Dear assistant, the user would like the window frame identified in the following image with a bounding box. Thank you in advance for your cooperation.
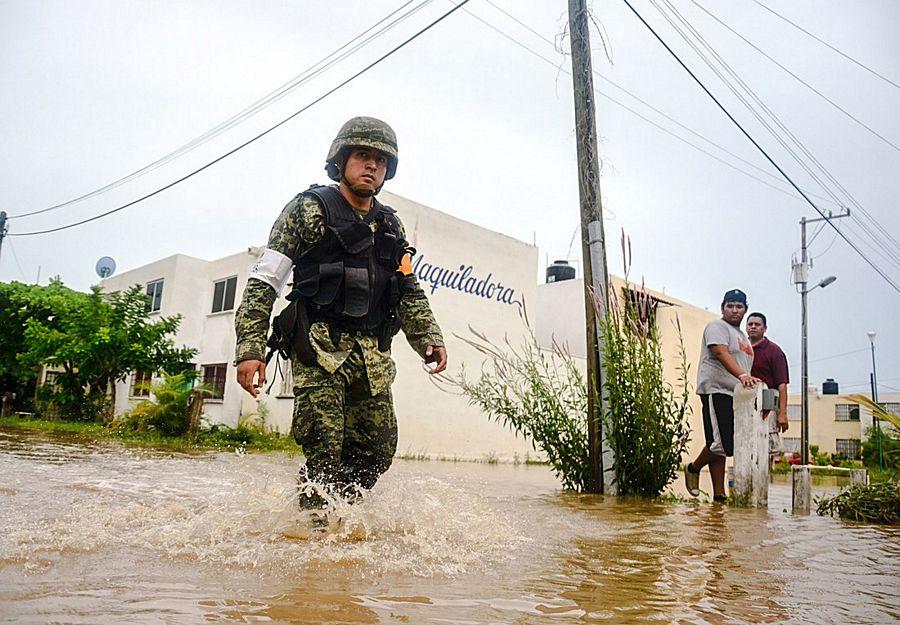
[145,279,164,313]
[202,363,228,400]
[130,371,153,398]
[835,403,860,422]
[211,275,238,314]
[835,438,861,460]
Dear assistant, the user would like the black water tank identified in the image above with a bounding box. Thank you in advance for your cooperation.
[822,378,839,395]
[546,260,576,283]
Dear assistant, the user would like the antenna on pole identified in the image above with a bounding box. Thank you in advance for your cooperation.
[95,256,117,279]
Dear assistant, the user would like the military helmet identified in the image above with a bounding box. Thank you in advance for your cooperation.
[325,116,398,182]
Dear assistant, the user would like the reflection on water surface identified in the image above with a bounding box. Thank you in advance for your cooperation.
[1,427,898,624]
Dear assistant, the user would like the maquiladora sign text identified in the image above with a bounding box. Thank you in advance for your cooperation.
[412,255,521,307]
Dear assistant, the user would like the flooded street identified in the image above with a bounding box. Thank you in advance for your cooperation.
[1,427,898,624]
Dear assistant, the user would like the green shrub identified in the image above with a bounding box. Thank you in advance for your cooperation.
[597,279,691,497]
[112,374,210,436]
[448,325,590,491]
[816,480,900,524]
[862,425,900,471]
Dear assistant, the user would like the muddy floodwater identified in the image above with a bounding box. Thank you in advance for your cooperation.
[1,428,898,624]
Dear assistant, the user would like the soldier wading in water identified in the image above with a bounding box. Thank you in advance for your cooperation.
[234,117,447,528]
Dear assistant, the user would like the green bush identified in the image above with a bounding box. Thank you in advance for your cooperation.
[816,480,900,524]
[113,374,210,436]
[448,325,590,491]
[862,425,900,471]
[598,281,691,497]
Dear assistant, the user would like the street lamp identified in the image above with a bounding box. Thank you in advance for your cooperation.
[868,331,883,468]
[800,275,838,465]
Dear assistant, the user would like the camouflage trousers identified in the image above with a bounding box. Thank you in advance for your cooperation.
[291,344,397,509]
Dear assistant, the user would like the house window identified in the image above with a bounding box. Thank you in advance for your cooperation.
[130,371,152,397]
[146,279,164,313]
[835,404,860,421]
[202,363,228,400]
[44,371,64,393]
[782,437,801,453]
[787,405,801,421]
[211,276,238,313]
[835,439,861,460]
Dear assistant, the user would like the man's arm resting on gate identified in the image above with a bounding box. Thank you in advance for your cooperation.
[709,344,758,386]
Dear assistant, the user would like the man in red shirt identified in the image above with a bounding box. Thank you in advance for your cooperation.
[746,312,789,433]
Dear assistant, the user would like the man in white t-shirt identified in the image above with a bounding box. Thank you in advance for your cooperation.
[684,288,760,502]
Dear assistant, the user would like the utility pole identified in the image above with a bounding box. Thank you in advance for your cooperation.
[568,0,614,494]
[794,210,848,465]
[0,211,8,264]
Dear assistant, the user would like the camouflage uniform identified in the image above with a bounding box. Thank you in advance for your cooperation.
[234,191,443,506]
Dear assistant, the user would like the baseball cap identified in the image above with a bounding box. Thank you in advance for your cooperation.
[722,288,747,305]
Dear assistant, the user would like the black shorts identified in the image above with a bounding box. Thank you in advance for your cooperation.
[701,393,734,457]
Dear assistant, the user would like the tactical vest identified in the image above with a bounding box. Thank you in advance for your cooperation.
[291,185,409,337]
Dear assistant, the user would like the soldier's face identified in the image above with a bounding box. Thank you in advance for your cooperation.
[342,147,388,197]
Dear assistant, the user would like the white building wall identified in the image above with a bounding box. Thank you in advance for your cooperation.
[100,191,717,464]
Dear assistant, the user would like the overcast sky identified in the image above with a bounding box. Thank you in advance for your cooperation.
[1,0,898,394]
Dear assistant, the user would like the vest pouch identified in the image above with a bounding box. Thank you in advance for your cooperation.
[342,265,370,317]
[294,264,320,298]
[312,261,343,306]
[329,222,374,255]
[375,230,400,264]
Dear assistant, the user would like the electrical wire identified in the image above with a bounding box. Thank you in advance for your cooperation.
[750,0,900,91]
[481,0,843,209]
[653,0,900,271]
[788,347,869,370]
[5,238,27,280]
[689,0,900,153]
[463,2,849,210]
[7,0,471,237]
[660,0,900,267]
[8,0,434,220]
[620,0,900,294]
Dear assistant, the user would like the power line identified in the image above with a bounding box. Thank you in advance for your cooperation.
[788,347,869,370]
[7,0,471,237]
[656,0,900,271]
[750,0,900,91]
[620,0,900,294]
[8,0,434,220]
[464,2,850,211]
[481,0,841,209]
[5,238,27,280]
[689,0,900,153]
[653,0,900,273]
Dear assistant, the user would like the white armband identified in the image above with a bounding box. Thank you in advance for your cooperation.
[248,248,293,293]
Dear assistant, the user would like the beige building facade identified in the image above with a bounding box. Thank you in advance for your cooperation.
[101,190,719,463]
[783,389,899,458]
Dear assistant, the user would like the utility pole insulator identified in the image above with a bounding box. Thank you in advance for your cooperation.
[0,211,8,264]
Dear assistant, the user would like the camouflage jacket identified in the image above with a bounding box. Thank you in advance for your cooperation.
[234,189,444,396]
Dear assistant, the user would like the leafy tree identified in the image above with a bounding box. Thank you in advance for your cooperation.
[6,281,196,420]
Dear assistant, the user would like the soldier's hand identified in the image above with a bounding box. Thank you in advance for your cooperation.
[424,345,447,375]
[236,359,266,398]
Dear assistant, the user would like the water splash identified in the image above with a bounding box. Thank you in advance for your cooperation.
[3,456,529,577]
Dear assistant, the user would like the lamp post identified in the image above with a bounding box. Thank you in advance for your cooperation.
[867,331,883,469]
[800,275,837,465]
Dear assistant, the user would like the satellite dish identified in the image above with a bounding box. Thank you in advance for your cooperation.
[95,256,116,279]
